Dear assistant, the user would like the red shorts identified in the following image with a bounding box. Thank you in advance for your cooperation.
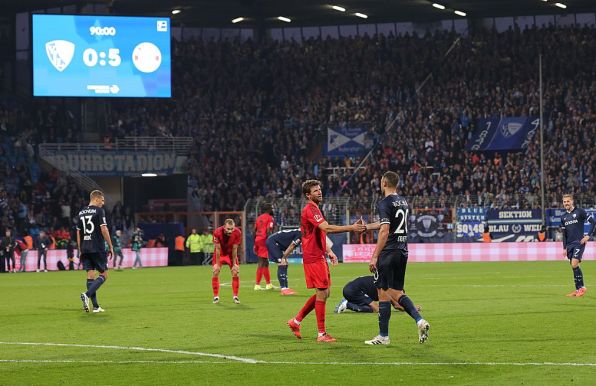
[214,255,233,268]
[254,239,268,258]
[303,260,331,289]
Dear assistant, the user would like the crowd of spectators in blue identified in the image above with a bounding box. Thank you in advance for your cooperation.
[0,24,593,240]
[0,104,137,257]
[168,25,593,212]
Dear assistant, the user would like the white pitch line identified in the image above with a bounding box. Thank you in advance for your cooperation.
[0,359,594,367]
[1,342,594,367]
[0,342,257,364]
[264,361,596,367]
[0,359,231,364]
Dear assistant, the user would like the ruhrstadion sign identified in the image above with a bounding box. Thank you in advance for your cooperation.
[45,151,187,176]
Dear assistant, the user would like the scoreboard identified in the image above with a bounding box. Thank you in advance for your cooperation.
[33,14,171,97]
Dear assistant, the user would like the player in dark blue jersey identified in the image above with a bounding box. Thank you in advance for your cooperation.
[266,228,301,295]
[77,190,114,313]
[362,171,429,345]
[266,228,338,296]
[334,275,422,314]
[560,194,596,297]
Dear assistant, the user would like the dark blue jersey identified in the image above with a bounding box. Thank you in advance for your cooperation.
[377,193,409,251]
[561,207,596,249]
[267,229,301,249]
[345,276,378,301]
[77,205,107,254]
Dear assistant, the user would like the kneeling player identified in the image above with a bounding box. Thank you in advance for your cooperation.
[335,275,421,313]
[212,219,242,304]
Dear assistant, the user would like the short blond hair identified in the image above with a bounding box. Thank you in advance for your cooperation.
[562,194,574,200]
[224,218,235,226]
[90,190,104,200]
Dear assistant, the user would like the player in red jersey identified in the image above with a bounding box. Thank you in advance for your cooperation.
[287,180,366,342]
[253,204,276,290]
[212,219,242,304]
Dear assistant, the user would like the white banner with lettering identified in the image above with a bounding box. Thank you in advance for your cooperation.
[342,242,593,263]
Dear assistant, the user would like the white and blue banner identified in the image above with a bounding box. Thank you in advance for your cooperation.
[467,117,539,151]
[486,209,542,242]
[456,208,487,240]
[325,127,367,157]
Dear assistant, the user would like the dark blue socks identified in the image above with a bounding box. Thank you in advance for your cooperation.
[378,301,391,337]
[86,276,105,298]
[86,279,99,308]
[573,266,584,290]
[398,295,422,323]
[278,265,288,288]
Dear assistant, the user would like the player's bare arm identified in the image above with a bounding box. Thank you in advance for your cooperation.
[365,222,382,231]
[326,246,338,266]
[369,223,389,273]
[101,225,114,259]
[318,221,366,234]
[75,229,82,258]
[281,243,298,265]
[213,243,221,274]
[231,244,240,274]
[581,215,596,245]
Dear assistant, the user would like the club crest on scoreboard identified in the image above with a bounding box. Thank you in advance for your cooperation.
[45,40,75,72]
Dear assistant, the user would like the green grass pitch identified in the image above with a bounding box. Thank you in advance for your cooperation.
[1,261,594,385]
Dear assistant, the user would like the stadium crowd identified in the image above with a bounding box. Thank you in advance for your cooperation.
[0,121,138,258]
[120,24,592,212]
[1,24,594,227]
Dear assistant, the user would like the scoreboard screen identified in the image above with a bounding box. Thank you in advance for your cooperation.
[33,14,171,98]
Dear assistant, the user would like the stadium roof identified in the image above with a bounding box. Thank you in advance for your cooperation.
[3,0,594,27]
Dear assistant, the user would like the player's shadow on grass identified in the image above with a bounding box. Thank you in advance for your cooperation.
[213,303,254,310]
[78,313,111,322]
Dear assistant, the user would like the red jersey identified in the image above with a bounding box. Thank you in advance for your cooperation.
[254,213,275,241]
[213,226,242,257]
[300,201,327,264]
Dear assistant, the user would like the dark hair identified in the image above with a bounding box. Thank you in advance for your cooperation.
[302,179,321,196]
[382,171,399,188]
[263,203,273,213]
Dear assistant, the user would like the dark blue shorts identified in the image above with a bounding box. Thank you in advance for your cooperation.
[342,284,374,306]
[82,252,108,273]
[375,249,408,291]
[566,245,585,261]
[266,238,283,264]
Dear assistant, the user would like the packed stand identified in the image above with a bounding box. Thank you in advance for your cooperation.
[8,25,595,214]
[0,105,139,271]
[171,26,594,212]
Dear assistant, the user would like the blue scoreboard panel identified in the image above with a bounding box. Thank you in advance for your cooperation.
[33,14,171,97]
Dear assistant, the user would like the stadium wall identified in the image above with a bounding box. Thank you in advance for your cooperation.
[342,242,594,263]
[13,248,168,272]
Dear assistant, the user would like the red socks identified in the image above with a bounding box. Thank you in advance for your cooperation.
[211,277,219,297]
[256,267,263,285]
[256,266,271,285]
[232,276,239,296]
[213,276,239,297]
[315,300,326,333]
[263,267,271,284]
[296,295,316,322]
